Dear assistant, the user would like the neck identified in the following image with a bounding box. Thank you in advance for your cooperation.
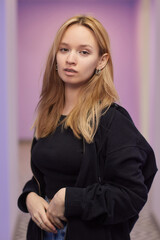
[62,84,80,115]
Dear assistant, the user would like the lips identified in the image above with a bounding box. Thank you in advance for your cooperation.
[64,68,77,73]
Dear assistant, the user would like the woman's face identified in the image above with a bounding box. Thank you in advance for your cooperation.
[56,24,102,89]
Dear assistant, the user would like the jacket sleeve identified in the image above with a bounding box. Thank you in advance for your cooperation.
[64,108,157,225]
[17,137,40,213]
[17,176,40,213]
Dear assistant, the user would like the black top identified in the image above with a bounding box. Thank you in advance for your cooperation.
[32,116,83,199]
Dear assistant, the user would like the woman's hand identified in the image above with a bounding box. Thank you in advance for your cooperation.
[26,192,57,233]
[47,188,67,229]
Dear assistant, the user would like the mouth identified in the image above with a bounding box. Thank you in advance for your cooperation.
[64,68,78,73]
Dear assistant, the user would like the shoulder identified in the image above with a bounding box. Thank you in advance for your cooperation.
[99,103,151,152]
[100,103,135,131]
[100,104,156,163]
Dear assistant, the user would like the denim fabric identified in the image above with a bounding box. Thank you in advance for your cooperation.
[43,224,67,240]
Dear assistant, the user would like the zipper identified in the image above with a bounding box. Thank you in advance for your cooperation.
[33,174,42,196]
[33,174,43,240]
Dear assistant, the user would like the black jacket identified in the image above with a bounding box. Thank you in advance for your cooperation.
[18,104,157,240]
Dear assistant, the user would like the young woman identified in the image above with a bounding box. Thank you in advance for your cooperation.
[18,15,157,240]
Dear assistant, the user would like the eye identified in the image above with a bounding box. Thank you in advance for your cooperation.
[59,48,69,53]
[79,50,90,55]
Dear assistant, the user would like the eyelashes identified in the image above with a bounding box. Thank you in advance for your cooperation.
[80,50,89,55]
[59,48,68,52]
[59,48,90,56]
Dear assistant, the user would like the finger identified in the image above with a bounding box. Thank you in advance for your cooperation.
[31,210,56,233]
[32,216,57,233]
[51,217,64,229]
[38,201,57,232]
[60,216,68,222]
[39,221,57,233]
[46,210,64,229]
[41,214,57,232]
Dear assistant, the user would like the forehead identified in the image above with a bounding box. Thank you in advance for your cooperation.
[60,24,99,48]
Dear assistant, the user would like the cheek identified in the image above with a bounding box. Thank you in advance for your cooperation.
[83,59,97,73]
[56,55,60,66]
[56,54,64,67]
[56,55,63,78]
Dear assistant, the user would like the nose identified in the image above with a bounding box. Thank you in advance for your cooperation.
[66,51,77,65]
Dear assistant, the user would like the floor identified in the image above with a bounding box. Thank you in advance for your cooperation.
[14,141,160,240]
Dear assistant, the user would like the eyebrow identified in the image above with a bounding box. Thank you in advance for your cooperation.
[59,42,93,49]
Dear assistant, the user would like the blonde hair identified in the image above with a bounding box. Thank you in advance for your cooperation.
[33,15,119,143]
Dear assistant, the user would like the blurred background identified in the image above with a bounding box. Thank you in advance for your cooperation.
[0,0,160,239]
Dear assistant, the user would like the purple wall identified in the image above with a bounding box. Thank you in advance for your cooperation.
[0,0,19,238]
[18,0,139,139]
[0,3,10,238]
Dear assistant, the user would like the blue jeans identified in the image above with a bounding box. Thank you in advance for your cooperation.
[43,224,67,240]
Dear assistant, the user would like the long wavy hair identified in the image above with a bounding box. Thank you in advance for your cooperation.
[33,15,119,143]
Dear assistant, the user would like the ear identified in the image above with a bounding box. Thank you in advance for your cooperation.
[96,53,109,71]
